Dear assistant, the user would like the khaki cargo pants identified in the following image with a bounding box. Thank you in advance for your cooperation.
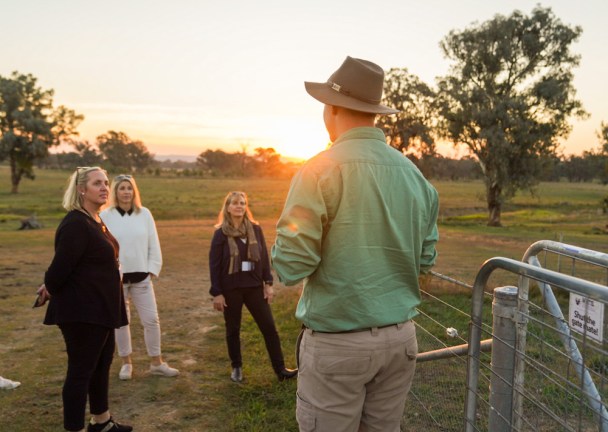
[296,320,417,432]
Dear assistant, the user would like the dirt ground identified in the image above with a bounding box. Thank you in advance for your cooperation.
[0,218,292,431]
[3,214,594,431]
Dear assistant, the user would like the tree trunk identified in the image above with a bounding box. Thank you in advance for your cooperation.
[10,157,21,194]
[487,183,502,227]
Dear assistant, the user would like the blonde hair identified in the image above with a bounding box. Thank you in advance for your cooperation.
[62,167,107,211]
[107,174,142,213]
[215,191,257,229]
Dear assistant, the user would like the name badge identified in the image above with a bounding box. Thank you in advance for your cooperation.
[241,261,254,271]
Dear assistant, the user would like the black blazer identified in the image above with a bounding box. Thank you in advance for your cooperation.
[44,210,128,329]
[209,223,273,296]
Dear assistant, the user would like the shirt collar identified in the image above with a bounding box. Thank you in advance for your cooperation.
[332,127,387,148]
[116,207,134,216]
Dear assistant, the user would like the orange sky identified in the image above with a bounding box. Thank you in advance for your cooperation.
[3,0,607,161]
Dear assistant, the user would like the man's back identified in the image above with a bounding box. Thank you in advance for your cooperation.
[272,126,438,332]
[273,56,439,432]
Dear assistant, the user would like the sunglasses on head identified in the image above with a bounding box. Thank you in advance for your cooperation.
[74,167,92,185]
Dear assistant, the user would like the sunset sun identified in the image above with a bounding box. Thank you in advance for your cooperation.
[267,119,330,161]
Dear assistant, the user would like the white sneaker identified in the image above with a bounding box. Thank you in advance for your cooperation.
[119,364,133,380]
[0,376,21,389]
[149,362,179,377]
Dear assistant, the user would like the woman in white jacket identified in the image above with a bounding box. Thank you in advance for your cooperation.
[101,174,179,380]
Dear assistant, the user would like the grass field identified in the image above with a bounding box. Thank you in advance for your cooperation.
[0,165,606,431]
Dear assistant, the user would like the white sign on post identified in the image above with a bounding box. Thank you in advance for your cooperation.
[569,294,604,343]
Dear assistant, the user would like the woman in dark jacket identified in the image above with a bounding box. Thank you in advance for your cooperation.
[209,191,297,383]
[37,167,131,432]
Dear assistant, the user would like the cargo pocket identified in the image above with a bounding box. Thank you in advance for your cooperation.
[296,392,316,431]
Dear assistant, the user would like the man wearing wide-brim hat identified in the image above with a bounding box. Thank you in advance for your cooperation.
[272,56,439,431]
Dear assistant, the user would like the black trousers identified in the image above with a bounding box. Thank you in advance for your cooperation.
[222,286,285,373]
[59,323,115,431]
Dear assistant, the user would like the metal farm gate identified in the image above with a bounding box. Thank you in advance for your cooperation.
[402,241,608,432]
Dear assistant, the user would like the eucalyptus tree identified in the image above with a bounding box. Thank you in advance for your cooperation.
[377,68,437,157]
[598,122,608,155]
[0,72,83,193]
[437,6,587,226]
[96,130,154,172]
[589,122,608,185]
[197,149,243,176]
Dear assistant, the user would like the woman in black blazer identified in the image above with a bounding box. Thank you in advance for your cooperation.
[209,191,297,383]
[37,167,131,432]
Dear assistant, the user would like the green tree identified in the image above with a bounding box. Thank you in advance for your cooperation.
[56,140,103,169]
[253,147,282,176]
[595,123,608,211]
[197,149,244,176]
[97,131,154,172]
[71,140,103,167]
[592,122,608,184]
[437,6,587,226]
[377,68,438,157]
[561,155,596,182]
[0,72,83,193]
[598,122,608,155]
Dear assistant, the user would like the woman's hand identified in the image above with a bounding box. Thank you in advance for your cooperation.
[263,283,274,304]
[213,294,227,312]
[36,283,51,306]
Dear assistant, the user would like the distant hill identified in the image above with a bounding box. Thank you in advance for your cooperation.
[155,154,198,162]
[155,153,305,164]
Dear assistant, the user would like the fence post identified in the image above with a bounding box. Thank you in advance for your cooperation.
[489,286,518,432]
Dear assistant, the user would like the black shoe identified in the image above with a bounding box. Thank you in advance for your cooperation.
[231,367,243,383]
[87,417,133,432]
[276,367,298,382]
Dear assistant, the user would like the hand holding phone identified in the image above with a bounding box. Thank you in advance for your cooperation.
[33,284,50,308]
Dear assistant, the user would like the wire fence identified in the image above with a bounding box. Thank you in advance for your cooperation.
[401,241,608,432]
[402,270,492,431]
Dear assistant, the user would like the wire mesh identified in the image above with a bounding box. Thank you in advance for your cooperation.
[401,271,494,431]
[512,246,608,431]
[401,243,608,432]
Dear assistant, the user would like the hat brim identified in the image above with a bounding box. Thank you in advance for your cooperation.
[305,81,399,115]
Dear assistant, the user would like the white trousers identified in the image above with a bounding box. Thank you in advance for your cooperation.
[115,275,162,357]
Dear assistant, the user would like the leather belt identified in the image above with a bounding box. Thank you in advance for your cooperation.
[303,322,403,334]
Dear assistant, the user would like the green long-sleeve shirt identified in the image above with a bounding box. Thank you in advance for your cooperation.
[271,127,439,332]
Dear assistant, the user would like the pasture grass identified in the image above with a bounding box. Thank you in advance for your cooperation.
[0,166,606,431]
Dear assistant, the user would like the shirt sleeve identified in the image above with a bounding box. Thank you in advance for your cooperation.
[209,229,225,296]
[420,188,439,274]
[256,226,273,284]
[44,216,88,295]
[146,209,163,277]
[271,161,331,285]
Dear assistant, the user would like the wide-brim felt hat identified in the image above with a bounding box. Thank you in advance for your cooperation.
[305,56,399,115]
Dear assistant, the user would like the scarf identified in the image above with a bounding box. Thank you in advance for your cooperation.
[222,219,260,275]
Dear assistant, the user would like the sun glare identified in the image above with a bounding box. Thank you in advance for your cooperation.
[268,119,330,161]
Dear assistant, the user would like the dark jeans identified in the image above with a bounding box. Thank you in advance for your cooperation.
[223,286,285,372]
[59,323,115,431]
